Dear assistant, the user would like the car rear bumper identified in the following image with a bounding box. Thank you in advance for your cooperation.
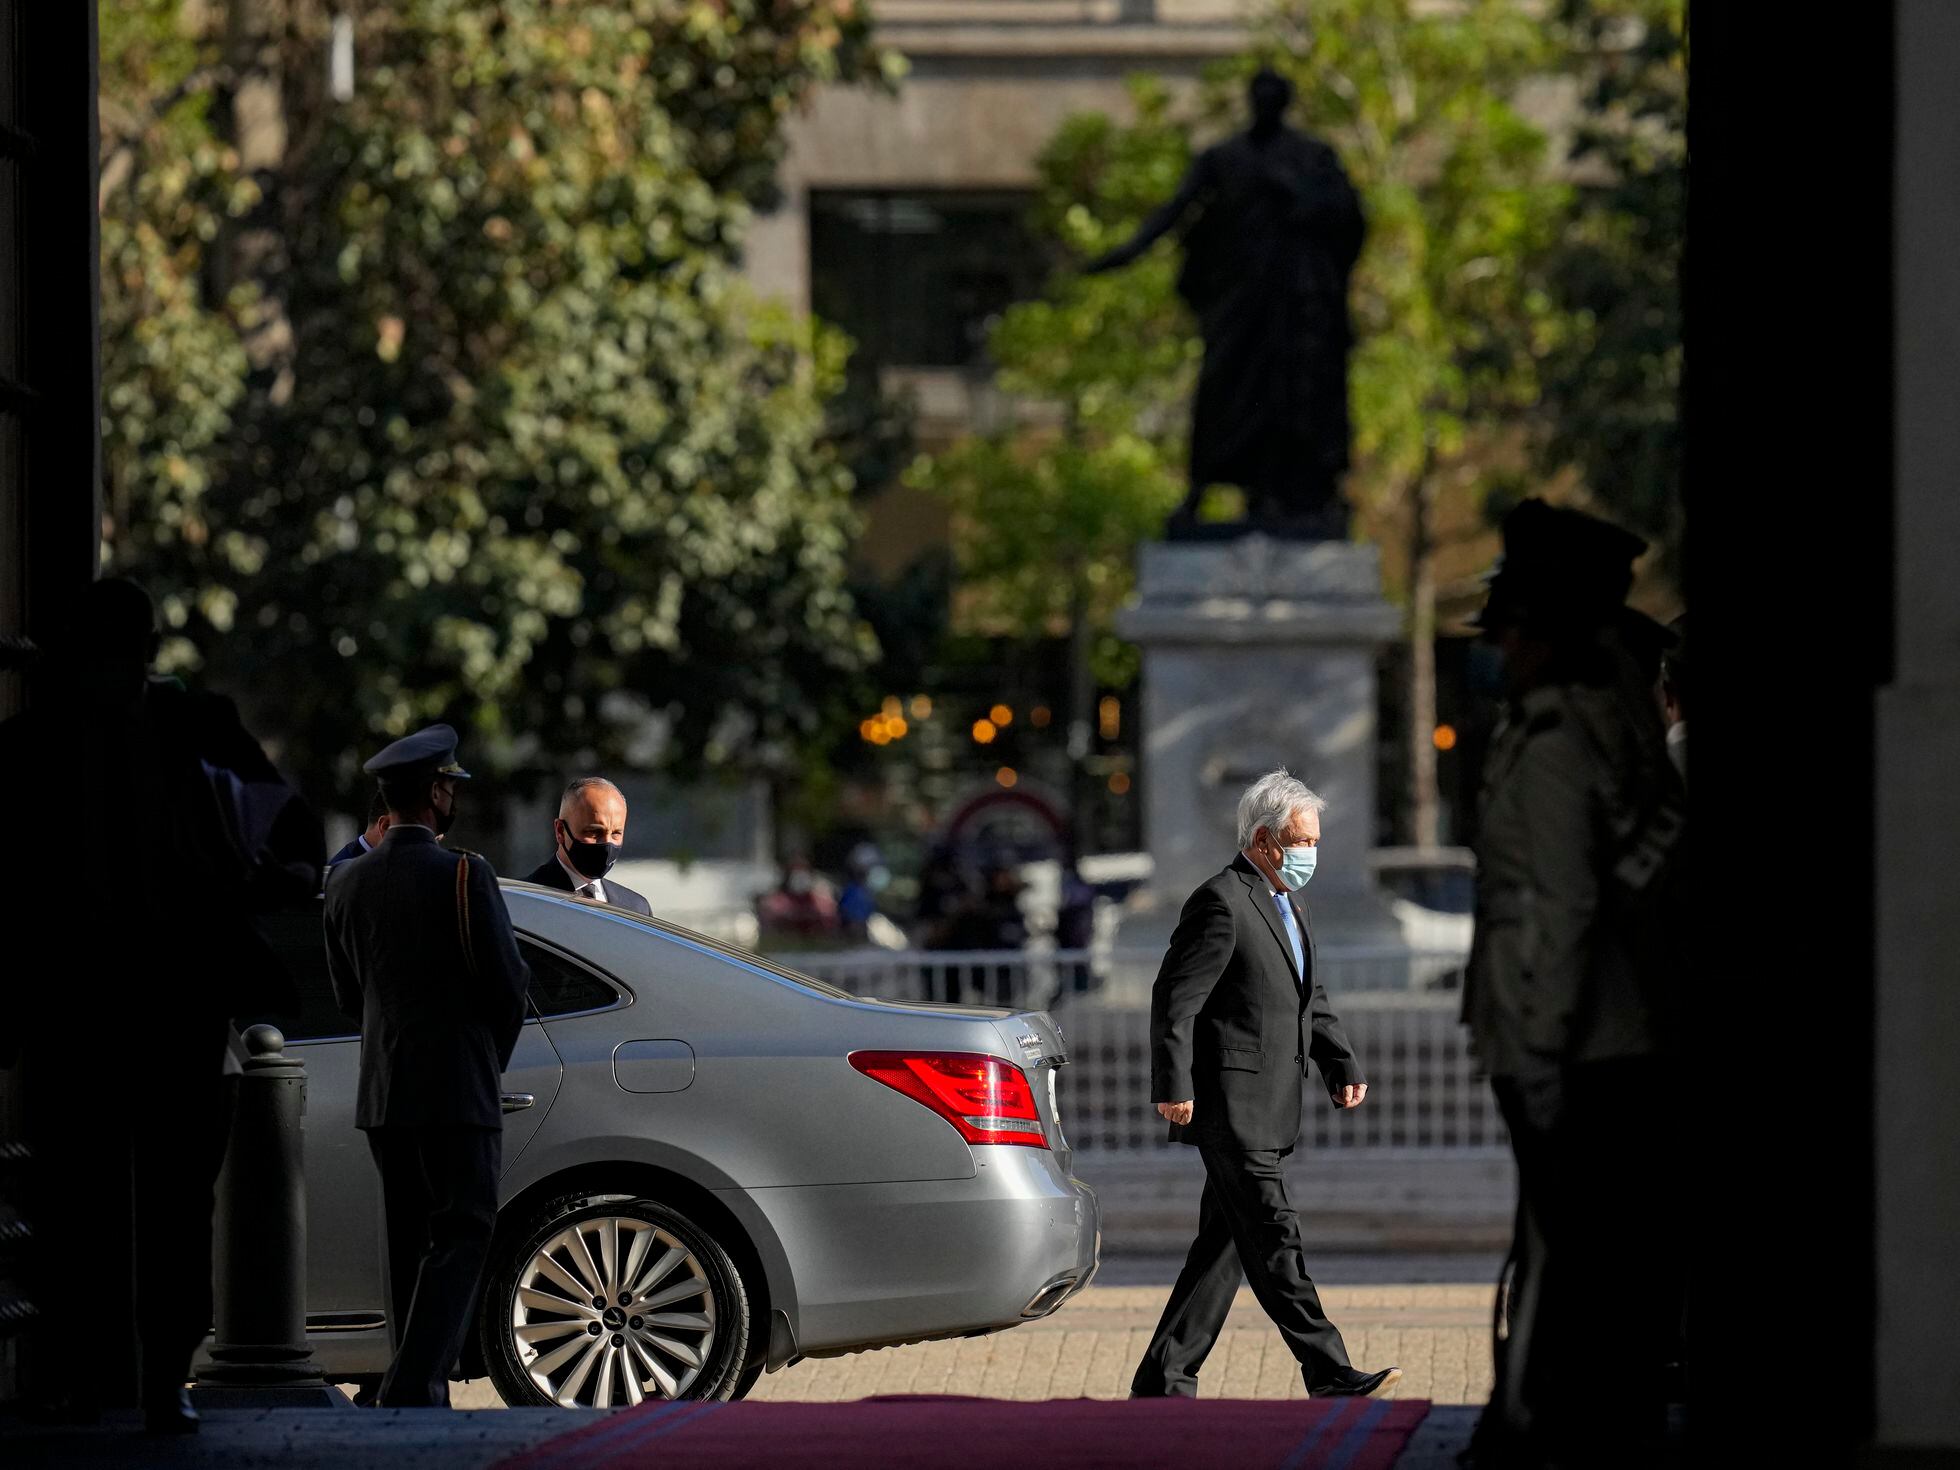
[727,1146,1100,1361]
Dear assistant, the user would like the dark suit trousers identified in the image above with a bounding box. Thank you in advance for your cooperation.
[1132,1144,1351,1396]
[1487,1058,1667,1462]
[367,1125,501,1408]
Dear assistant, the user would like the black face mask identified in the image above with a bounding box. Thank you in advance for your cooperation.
[432,786,458,836]
[560,824,620,879]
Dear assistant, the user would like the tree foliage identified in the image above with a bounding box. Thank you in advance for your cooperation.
[97,0,890,800]
[908,79,1191,685]
[1539,0,1685,578]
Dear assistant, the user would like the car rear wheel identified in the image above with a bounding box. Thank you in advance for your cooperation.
[480,1194,751,1407]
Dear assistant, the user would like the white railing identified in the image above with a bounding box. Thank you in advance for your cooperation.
[772,945,1468,1009]
[768,946,1498,1154]
[1051,996,1505,1154]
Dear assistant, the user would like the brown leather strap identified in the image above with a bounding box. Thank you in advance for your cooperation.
[456,855,479,980]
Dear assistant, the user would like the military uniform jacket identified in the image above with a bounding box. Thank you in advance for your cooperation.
[1150,855,1365,1151]
[324,825,532,1130]
[1462,682,1670,1080]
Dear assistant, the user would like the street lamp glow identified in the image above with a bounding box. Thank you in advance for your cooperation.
[989,703,1013,727]
[971,718,998,745]
[996,767,1018,789]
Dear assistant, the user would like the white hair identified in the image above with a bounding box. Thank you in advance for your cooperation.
[1235,768,1326,848]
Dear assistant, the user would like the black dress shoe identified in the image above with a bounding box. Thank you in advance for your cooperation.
[1308,1365,1402,1398]
[143,1387,200,1434]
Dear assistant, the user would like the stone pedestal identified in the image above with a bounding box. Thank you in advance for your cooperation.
[1116,536,1403,946]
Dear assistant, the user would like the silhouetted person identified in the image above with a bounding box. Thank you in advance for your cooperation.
[1055,853,1099,1001]
[1462,501,1685,1468]
[521,775,653,914]
[0,578,320,1432]
[329,789,392,865]
[1132,770,1399,1402]
[1085,68,1365,539]
[323,725,531,1407]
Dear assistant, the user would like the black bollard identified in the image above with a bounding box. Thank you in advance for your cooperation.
[194,1024,342,1407]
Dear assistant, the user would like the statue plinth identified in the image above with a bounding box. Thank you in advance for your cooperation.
[1116,535,1403,947]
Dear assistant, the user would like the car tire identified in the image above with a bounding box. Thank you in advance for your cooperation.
[480,1193,751,1408]
[722,1356,767,1402]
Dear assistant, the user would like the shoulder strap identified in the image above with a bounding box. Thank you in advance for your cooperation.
[456,855,480,980]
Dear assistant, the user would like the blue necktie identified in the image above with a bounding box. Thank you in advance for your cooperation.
[1273,891,1304,976]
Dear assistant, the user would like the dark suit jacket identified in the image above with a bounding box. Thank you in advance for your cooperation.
[1150,854,1365,1151]
[327,836,369,866]
[521,856,653,917]
[323,825,532,1130]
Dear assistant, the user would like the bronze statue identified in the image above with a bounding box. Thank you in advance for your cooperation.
[1086,69,1365,540]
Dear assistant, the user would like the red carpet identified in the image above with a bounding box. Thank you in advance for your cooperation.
[496,1394,1430,1470]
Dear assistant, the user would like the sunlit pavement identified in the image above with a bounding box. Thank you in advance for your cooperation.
[450,1263,1502,1408]
[3,1262,1502,1466]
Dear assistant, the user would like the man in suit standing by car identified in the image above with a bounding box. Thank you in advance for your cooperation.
[521,776,653,915]
[1131,770,1399,1401]
[324,724,531,1408]
[328,790,392,866]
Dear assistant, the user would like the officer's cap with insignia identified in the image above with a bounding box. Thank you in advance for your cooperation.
[1473,499,1648,634]
[363,723,472,785]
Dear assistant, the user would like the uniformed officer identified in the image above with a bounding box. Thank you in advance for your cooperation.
[1461,501,1684,1469]
[323,724,531,1408]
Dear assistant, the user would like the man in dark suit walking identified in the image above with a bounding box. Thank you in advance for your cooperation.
[324,724,531,1407]
[1131,769,1399,1401]
[520,776,653,915]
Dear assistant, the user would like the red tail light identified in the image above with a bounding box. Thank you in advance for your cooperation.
[849,1051,1050,1148]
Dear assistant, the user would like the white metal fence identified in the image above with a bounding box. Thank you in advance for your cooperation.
[772,947,1501,1154]
[774,945,1467,1009]
[1050,996,1503,1153]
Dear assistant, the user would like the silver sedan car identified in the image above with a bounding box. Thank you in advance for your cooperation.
[253,881,1100,1407]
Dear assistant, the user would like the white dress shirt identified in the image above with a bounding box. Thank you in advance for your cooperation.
[556,849,606,904]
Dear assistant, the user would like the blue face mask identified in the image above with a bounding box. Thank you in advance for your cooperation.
[1277,843,1317,890]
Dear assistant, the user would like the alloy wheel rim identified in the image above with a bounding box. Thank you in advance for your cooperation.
[510,1216,718,1407]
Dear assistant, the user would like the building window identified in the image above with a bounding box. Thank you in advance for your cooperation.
[810,191,1048,371]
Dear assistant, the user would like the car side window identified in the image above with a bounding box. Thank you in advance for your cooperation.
[521,940,622,1018]
[249,902,355,1043]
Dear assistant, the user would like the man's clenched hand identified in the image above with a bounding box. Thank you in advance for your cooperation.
[1334,1083,1368,1109]
[1156,1100,1195,1126]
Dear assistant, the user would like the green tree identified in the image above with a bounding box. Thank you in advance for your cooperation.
[1539,0,1685,584]
[98,0,891,808]
[1252,0,1574,847]
[908,79,1191,840]
[920,6,1574,847]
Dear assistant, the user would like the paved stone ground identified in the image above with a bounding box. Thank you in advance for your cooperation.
[736,1280,1496,1406]
[0,1255,1499,1464]
[446,1254,1501,1410]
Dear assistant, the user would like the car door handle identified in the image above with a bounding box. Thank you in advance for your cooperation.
[501,1092,536,1114]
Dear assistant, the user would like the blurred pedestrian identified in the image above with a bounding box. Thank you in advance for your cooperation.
[1,578,321,1432]
[1055,851,1099,1002]
[521,776,652,915]
[323,725,531,1408]
[1131,770,1399,1403]
[755,855,840,942]
[837,842,889,943]
[329,789,392,865]
[1461,501,1685,1468]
